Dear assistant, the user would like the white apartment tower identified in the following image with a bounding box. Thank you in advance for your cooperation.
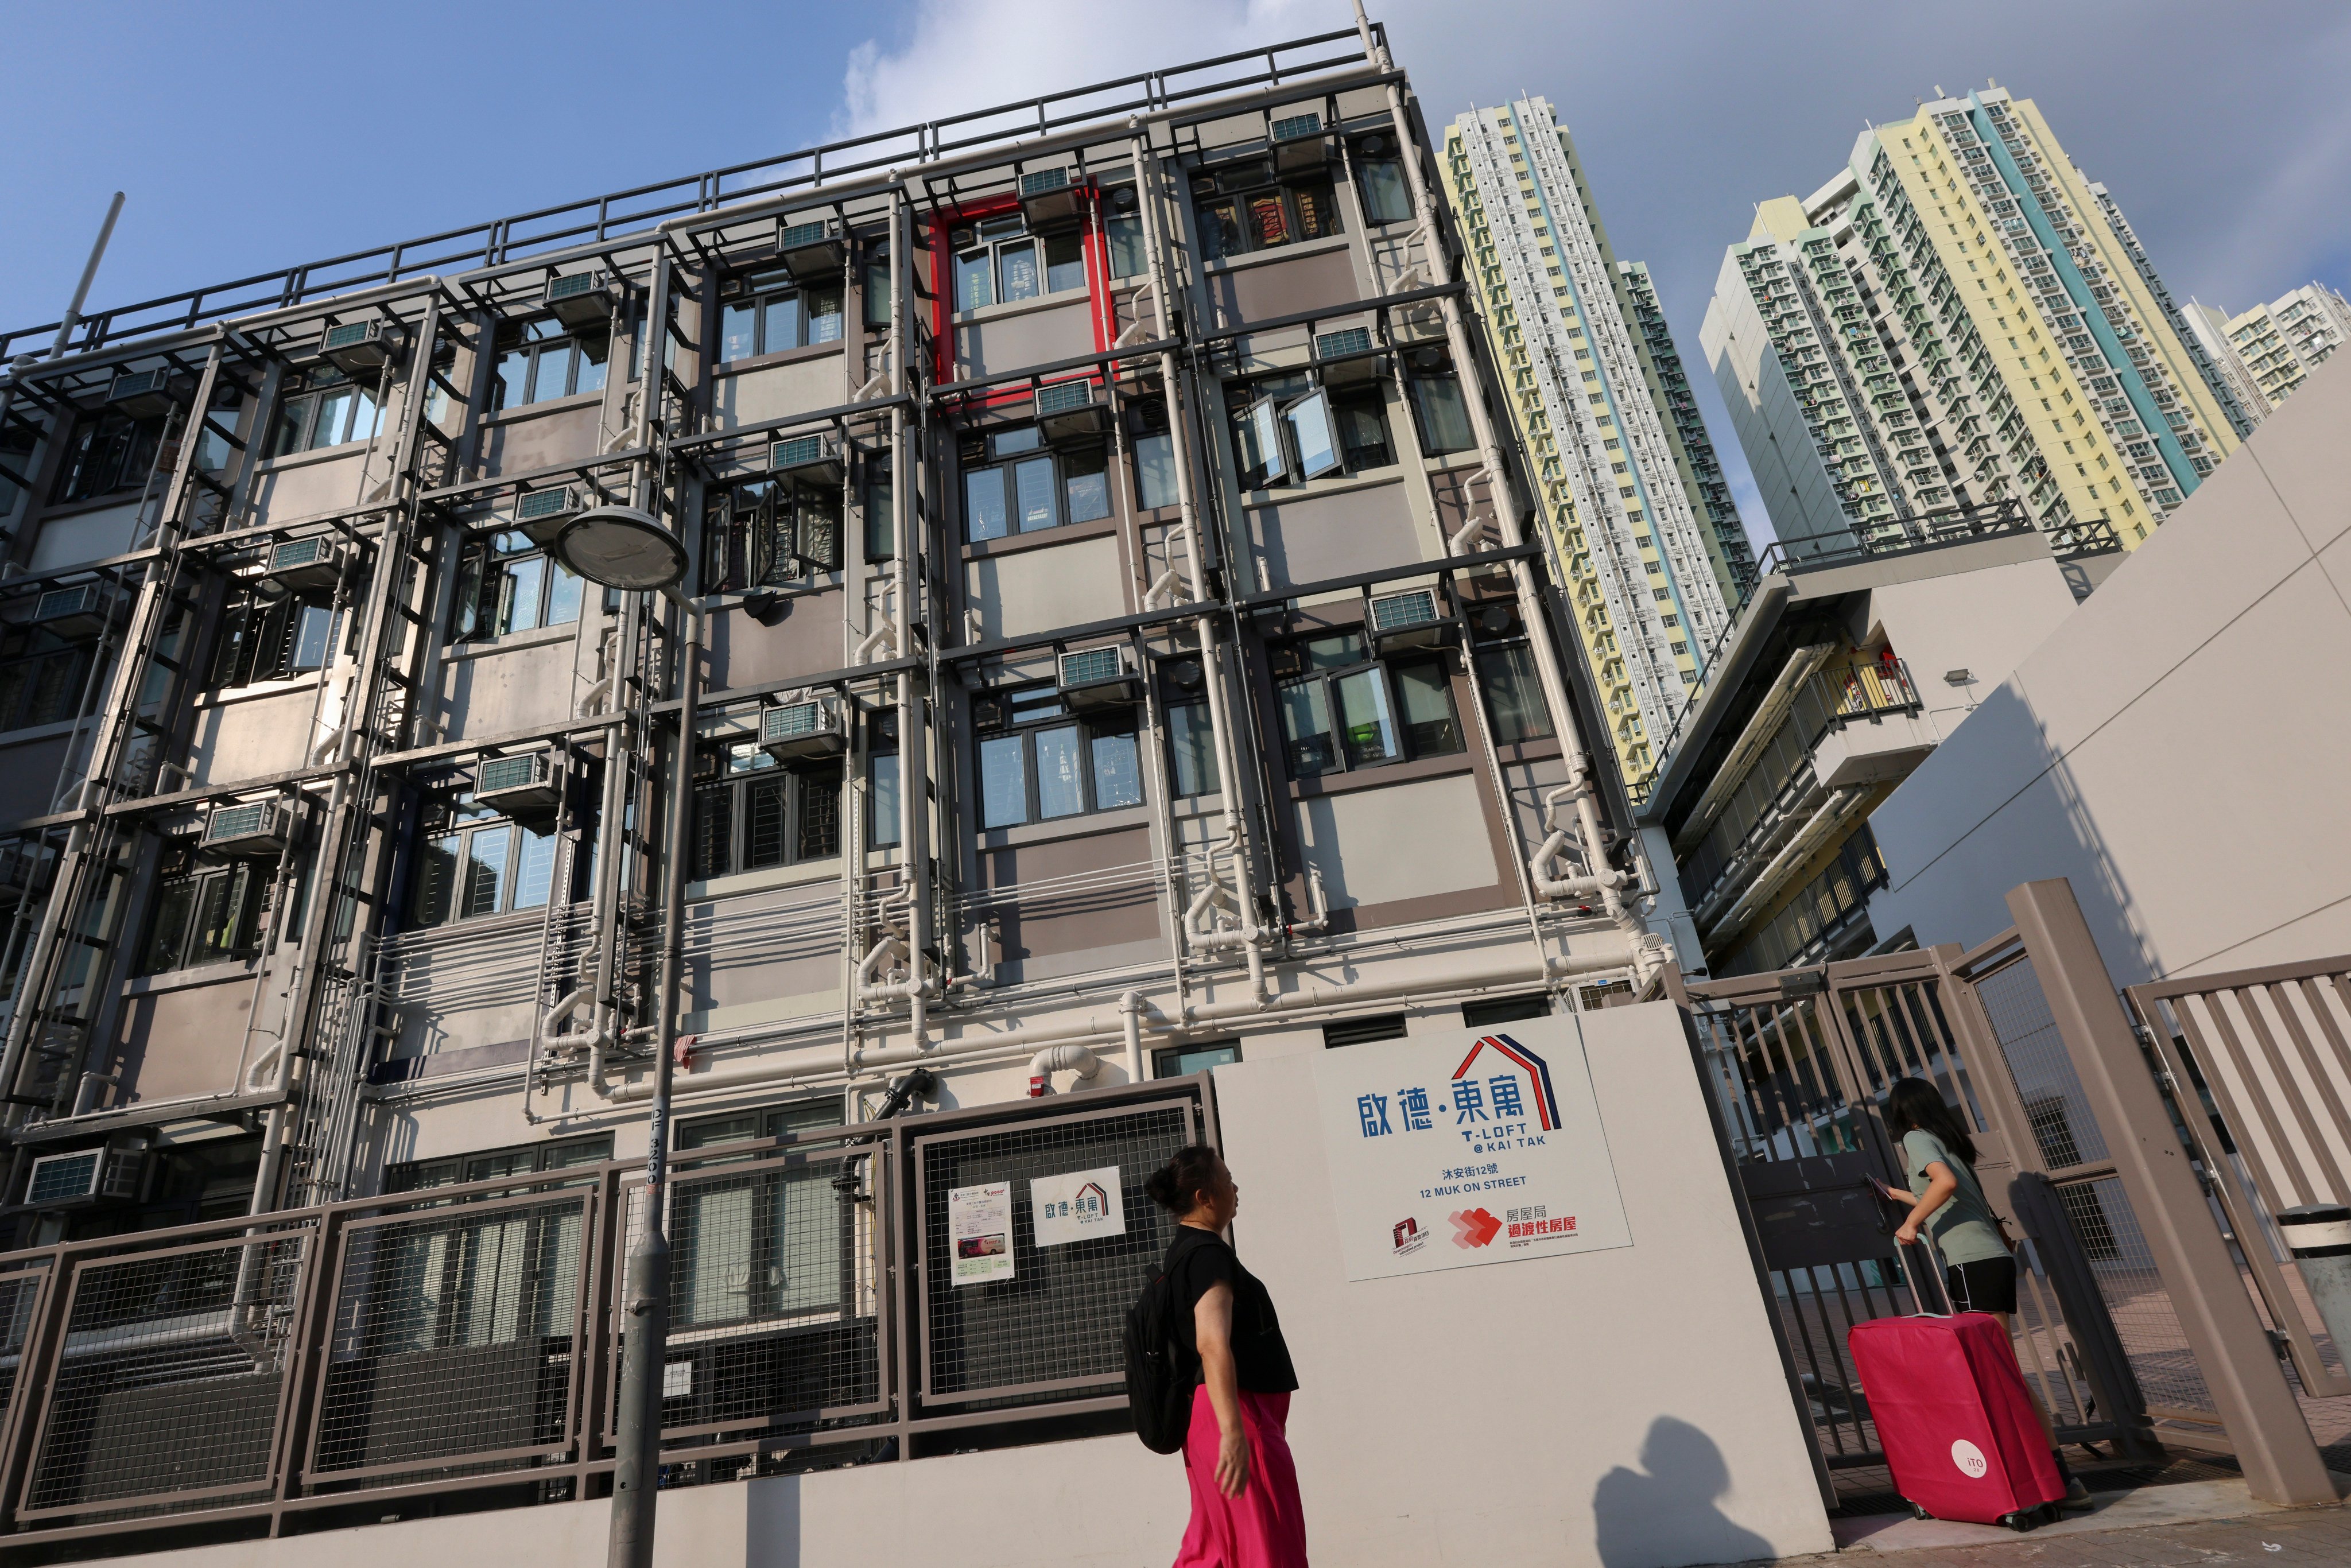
[1442,98,1751,791]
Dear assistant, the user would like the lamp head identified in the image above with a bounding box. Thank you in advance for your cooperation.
[552,506,687,591]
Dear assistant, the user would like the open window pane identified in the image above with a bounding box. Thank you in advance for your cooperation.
[547,562,584,626]
[806,288,843,344]
[1135,432,1176,510]
[1393,662,1461,755]
[1334,668,1399,766]
[513,826,557,909]
[720,302,758,362]
[999,242,1041,302]
[1033,725,1085,818]
[1409,372,1477,454]
[1286,390,1340,480]
[1107,215,1146,278]
[1168,703,1219,797]
[415,834,459,925]
[1240,399,1285,488]
[313,386,356,450]
[1045,234,1085,293]
[529,342,576,404]
[575,334,608,396]
[502,555,546,635]
[1062,447,1109,522]
[965,467,1008,541]
[762,294,803,352]
[1091,727,1142,809]
[1360,158,1412,224]
[956,250,994,312]
[290,604,333,673]
[463,826,510,917]
[1278,680,1336,775]
[1476,645,1554,743]
[979,735,1027,827]
[1013,456,1058,532]
[870,752,902,847]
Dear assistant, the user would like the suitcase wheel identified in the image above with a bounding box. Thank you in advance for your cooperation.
[2000,1512,2037,1533]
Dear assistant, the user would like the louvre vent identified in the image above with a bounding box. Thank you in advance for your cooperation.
[26,1151,103,1207]
[766,701,824,739]
[321,321,373,351]
[759,697,846,759]
[1020,169,1070,196]
[206,804,269,841]
[34,585,104,624]
[475,754,549,795]
[272,538,329,569]
[1316,328,1372,359]
[1058,647,1125,688]
[545,273,600,302]
[517,488,576,521]
[1271,113,1324,143]
[1370,588,1441,632]
[778,221,830,250]
[1034,381,1093,417]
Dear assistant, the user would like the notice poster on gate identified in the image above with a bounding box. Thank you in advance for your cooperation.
[1313,1016,1632,1282]
[948,1181,1015,1286]
[1031,1165,1127,1248]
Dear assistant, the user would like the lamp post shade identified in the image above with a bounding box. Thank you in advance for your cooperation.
[552,506,688,589]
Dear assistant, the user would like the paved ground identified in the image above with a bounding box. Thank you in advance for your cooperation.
[1766,1500,2351,1566]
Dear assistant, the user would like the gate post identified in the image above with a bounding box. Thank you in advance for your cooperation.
[2007,878,2334,1505]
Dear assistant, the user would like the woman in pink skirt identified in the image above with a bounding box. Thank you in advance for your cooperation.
[1145,1146,1309,1567]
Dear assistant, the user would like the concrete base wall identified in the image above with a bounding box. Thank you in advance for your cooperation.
[129,1002,1829,1568]
[1869,354,2351,984]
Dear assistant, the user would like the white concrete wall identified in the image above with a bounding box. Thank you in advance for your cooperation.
[1864,556,2080,742]
[133,1002,1830,1568]
[1869,353,2351,983]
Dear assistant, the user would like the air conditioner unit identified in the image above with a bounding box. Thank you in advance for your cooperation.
[513,484,584,546]
[32,583,115,638]
[1314,327,1380,385]
[24,1143,145,1210]
[1270,111,1333,175]
[474,751,564,821]
[759,697,848,761]
[769,433,844,486]
[316,319,402,374]
[1034,379,1109,445]
[1057,645,1141,711]
[777,219,847,283]
[265,536,348,592]
[543,270,617,330]
[1018,168,1086,233]
[202,801,294,859]
[105,368,180,419]
[1367,587,1455,651]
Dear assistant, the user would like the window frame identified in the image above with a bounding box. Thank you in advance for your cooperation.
[1191,159,1344,262]
[971,685,1145,830]
[704,475,845,590]
[268,364,386,459]
[0,635,91,732]
[409,795,565,929]
[1269,631,1467,780]
[451,529,587,642]
[211,583,339,690]
[717,266,846,363]
[691,741,845,880]
[950,212,1086,314]
[1157,655,1221,799]
[960,425,1112,544]
[138,844,269,977]
[1466,606,1557,747]
[489,317,611,413]
[1224,370,1394,491]
[49,407,164,505]
[1351,134,1415,226]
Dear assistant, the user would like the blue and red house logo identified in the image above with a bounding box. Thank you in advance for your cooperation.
[1450,1033,1563,1131]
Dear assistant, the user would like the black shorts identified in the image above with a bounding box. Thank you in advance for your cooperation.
[1945,1255,2018,1315]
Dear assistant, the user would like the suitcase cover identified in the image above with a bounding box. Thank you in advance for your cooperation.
[1846,1311,2065,1524]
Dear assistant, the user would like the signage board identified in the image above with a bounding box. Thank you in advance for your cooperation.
[1031,1163,1127,1247]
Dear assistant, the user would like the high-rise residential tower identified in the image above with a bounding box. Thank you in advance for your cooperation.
[1703,87,2243,557]
[2218,283,2351,412]
[1442,98,1753,793]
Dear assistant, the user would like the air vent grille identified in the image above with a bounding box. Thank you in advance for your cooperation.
[765,701,826,740]
[1271,112,1324,142]
[107,369,168,400]
[1034,381,1093,417]
[34,586,102,622]
[778,220,830,250]
[771,434,830,469]
[321,321,374,351]
[545,273,600,302]
[476,754,549,795]
[1020,169,1070,196]
[26,1151,102,1207]
[517,488,575,521]
[1059,647,1124,687]
[1370,588,1442,632]
[270,538,331,570]
[1316,328,1372,360]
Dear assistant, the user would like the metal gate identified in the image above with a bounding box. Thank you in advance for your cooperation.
[1677,946,2152,1478]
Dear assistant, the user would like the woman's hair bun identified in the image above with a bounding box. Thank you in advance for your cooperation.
[1146,1144,1220,1215]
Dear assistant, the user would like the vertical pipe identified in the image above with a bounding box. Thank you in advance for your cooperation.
[891,193,929,1049]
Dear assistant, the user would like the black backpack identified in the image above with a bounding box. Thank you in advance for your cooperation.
[1123,1263,1194,1454]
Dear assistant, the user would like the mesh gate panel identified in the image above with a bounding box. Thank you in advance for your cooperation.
[1976,957,2111,1169]
[0,1265,46,1435]
[25,1233,305,1518]
[920,1103,1189,1404]
[310,1196,585,1484]
[656,1153,883,1441]
[2058,1175,2213,1416]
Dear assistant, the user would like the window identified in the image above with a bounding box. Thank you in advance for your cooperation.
[1131,399,1180,511]
[269,365,385,457]
[1226,371,1391,490]
[1158,656,1221,798]
[863,242,893,329]
[490,318,610,411]
[412,795,562,927]
[952,214,1084,312]
[452,531,585,640]
[49,407,164,504]
[1353,134,1414,225]
[693,742,842,879]
[1,422,38,518]
[973,686,1142,829]
[864,467,895,563]
[1153,1041,1240,1078]
[1103,185,1149,278]
[1468,604,1555,744]
[719,268,844,362]
[704,476,844,589]
[139,845,269,976]
[1193,160,1342,261]
[670,1101,848,1332]
[212,583,337,689]
[1401,348,1477,455]
[961,425,1109,542]
[1271,631,1464,777]
[0,632,89,731]
[384,1134,612,1194]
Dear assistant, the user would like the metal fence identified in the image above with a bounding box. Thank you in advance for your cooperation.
[0,1076,1211,1551]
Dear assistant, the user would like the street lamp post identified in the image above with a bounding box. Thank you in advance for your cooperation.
[548,507,695,1568]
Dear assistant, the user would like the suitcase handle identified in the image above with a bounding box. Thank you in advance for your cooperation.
[1901,1221,1956,1317]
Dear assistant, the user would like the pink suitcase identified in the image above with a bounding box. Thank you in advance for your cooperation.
[1846,1277,2065,1529]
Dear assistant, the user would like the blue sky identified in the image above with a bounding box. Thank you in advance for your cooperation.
[6,0,2346,543]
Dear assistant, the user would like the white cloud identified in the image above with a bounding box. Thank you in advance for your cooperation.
[839,0,1337,141]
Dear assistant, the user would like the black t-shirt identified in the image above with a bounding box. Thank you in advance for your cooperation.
[1163,1225,1299,1395]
